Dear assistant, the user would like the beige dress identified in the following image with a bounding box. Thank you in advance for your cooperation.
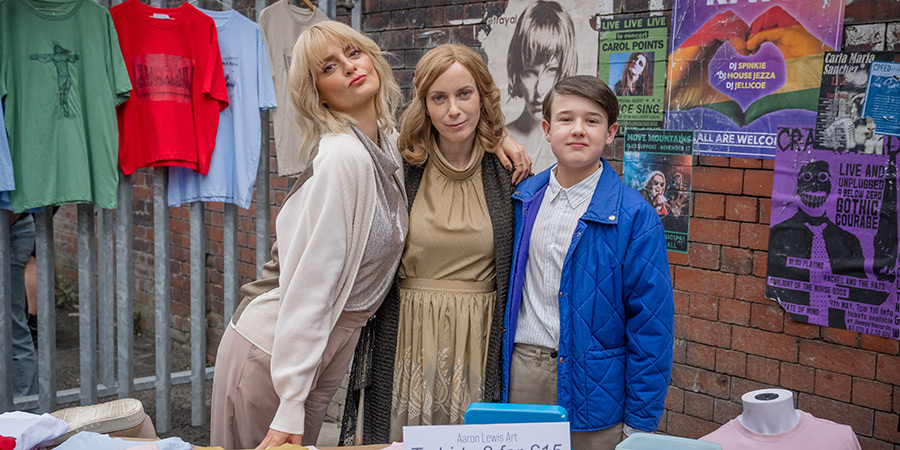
[390,144,496,440]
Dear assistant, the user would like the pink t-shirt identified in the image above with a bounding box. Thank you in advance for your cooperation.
[700,410,861,450]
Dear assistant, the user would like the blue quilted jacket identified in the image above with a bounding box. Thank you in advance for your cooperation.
[501,160,674,432]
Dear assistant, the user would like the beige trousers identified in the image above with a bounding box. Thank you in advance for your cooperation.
[210,309,370,449]
[508,343,624,450]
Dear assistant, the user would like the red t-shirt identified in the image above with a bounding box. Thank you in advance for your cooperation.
[112,0,228,175]
[0,435,15,450]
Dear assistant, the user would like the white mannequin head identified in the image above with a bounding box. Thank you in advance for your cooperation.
[738,388,800,435]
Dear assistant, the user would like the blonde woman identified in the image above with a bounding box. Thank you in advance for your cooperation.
[640,170,669,216]
[210,21,407,449]
[342,44,516,444]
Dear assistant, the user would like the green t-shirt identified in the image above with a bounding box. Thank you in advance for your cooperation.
[0,0,131,212]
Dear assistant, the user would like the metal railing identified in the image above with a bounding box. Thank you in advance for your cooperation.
[0,116,269,433]
[0,134,270,435]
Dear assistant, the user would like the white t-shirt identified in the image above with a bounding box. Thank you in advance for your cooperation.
[0,411,68,450]
[257,0,329,177]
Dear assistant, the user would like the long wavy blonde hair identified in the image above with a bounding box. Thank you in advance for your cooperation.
[289,21,401,159]
[397,44,506,166]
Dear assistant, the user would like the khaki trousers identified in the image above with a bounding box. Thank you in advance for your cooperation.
[509,343,624,450]
[210,309,370,449]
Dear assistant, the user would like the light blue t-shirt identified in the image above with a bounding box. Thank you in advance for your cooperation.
[55,431,191,450]
[1,99,15,210]
[168,9,277,209]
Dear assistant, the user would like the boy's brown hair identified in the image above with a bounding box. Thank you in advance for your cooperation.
[542,75,619,125]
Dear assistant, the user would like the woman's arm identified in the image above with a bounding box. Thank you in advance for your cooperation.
[264,136,376,444]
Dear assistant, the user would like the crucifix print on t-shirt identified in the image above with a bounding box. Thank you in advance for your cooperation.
[29,42,79,118]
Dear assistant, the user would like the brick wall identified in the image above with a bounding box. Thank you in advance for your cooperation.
[50,0,900,446]
[657,5,900,449]
[355,3,900,446]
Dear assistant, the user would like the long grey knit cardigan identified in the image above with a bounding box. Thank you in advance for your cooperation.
[340,152,515,445]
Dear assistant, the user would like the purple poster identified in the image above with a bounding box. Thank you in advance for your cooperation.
[666,0,844,159]
[766,136,900,338]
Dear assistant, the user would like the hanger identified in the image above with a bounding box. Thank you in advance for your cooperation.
[189,0,228,8]
[35,7,68,13]
[33,0,73,14]
[286,0,316,12]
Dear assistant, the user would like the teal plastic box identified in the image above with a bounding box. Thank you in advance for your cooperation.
[616,433,723,449]
[464,402,568,425]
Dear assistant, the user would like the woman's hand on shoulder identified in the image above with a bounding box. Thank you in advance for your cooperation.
[488,133,532,185]
[256,428,303,449]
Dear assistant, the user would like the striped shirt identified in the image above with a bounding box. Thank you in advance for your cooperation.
[515,165,603,350]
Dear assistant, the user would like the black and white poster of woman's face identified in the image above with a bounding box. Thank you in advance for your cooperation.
[480,0,607,172]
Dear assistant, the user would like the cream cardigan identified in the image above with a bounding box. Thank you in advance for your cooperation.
[233,131,404,434]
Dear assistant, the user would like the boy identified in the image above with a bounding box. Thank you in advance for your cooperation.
[501,75,674,450]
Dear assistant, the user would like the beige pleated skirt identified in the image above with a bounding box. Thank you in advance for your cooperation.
[390,278,496,441]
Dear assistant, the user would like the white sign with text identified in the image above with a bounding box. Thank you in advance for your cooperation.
[403,421,571,450]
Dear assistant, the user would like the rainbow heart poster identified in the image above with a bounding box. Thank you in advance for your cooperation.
[666,0,845,159]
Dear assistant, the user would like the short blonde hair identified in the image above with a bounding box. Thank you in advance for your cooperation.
[398,44,506,166]
[289,21,401,157]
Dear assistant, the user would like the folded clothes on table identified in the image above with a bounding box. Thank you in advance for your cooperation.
[0,411,68,450]
[54,432,190,450]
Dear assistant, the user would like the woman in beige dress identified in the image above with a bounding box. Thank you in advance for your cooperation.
[341,43,517,444]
